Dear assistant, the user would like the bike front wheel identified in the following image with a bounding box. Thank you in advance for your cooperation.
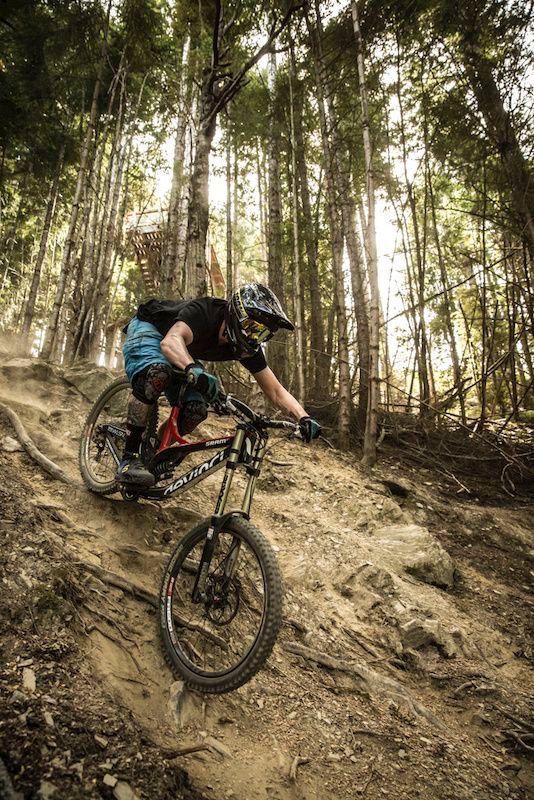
[159,516,283,693]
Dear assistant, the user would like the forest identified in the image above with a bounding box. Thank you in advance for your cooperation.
[1,3,534,799]
[0,0,533,469]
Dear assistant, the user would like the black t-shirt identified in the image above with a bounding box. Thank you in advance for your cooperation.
[135,297,268,375]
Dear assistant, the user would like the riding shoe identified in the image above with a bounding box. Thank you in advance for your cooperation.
[116,455,155,487]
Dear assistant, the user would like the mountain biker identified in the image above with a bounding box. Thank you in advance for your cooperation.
[117,283,321,486]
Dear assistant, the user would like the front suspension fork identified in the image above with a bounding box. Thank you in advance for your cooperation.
[191,429,245,602]
[191,429,266,603]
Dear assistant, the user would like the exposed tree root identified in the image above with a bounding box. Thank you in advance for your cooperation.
[83,600,137,644]
[31,499,99,537]
[78,561,228,649]
[289,755,309,782]
[284,642,447,731]
[163,743,211,758]
[354,761,376,796]
[504,730,534,752]
[0,401,80,486]
[79,562,159,607]
[86,622,143,674]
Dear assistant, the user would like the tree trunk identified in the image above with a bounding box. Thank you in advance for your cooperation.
[233,137,239,287]
[184,82,215,297]
[182,4,300,298]
[395,38,431,418]
[226,115,233,296]
[458,35,534,257]
[314,0,370,434]
[288,37,305,403]
[40,9,109,361]
[72,63,125,361]
[256,140,268,268]
[312,2,370,429]
[267,50,288,384]
[88,127,128,360]
[70,135,106,360]
[21,141,65,352]
[292,65,328,398]
[343,194,370,429]
[307,6,351,448]
[162,36,191,295]
[352,0,380,466]
[427,166,466,423]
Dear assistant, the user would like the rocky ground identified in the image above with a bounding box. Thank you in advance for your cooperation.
[0,354,532,800]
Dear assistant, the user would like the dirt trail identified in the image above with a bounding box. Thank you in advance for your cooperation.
[0,356,533,800]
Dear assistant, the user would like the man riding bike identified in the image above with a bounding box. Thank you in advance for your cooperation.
[117,282,321,486]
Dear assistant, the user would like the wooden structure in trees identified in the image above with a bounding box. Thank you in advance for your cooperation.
[126,209,164,295]
[126,210,226,298]
[209,245,226,297]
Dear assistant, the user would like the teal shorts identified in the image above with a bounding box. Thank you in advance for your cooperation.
[122,318,171,383]
[122,318,203,409]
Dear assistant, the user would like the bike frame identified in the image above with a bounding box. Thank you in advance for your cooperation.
[105,404,268,518]
[101,394,293,606]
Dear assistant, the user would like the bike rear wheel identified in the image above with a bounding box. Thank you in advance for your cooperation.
[159,515,282,693]
[79,376,131,494]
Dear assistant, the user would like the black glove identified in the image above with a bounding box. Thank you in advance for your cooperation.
[185,363,219,403]
[298,416,321,443]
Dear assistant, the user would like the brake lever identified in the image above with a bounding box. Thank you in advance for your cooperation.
[212,403,230,416]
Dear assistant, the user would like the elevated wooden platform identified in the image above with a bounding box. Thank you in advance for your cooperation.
[125,209,225,298]
[126,210,164,295]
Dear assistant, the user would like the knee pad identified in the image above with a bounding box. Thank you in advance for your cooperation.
[131,363,173,404]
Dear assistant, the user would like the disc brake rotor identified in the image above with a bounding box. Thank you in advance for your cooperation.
[205,575,240,625]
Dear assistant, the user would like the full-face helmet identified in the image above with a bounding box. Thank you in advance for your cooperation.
[225,283,294,356]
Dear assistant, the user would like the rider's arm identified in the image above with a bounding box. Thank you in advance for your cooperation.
[253,367,308,420]
[160,321,195,369]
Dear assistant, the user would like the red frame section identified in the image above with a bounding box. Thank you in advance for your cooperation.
[157,407,189,452]
[156,407,234,454]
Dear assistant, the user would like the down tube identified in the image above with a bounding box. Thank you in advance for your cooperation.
[143,447,231,500]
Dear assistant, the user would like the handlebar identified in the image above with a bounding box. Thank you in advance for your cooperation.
[170,367,302,438]
[213,393,302,437]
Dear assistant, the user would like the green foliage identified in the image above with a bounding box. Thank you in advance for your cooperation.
[0,0,531,426]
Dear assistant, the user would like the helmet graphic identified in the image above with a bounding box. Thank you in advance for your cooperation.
[225,283,294,356]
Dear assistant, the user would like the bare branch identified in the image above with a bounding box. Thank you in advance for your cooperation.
[223,0,242,38]
[207,3,305,125]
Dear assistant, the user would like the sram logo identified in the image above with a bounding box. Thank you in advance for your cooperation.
[106,424,127,440]
[163,450,226,496]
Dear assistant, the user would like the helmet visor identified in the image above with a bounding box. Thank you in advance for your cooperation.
[241,317,273,346]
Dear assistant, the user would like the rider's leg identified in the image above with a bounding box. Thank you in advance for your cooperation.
[117,364,173,486]
[178,387,208,435]
[163,378,208,436]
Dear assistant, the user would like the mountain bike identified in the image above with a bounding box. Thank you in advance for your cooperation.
[79,376,301,692]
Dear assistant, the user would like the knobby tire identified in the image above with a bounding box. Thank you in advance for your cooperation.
[159,516,283,693]
[79,376,131,494]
